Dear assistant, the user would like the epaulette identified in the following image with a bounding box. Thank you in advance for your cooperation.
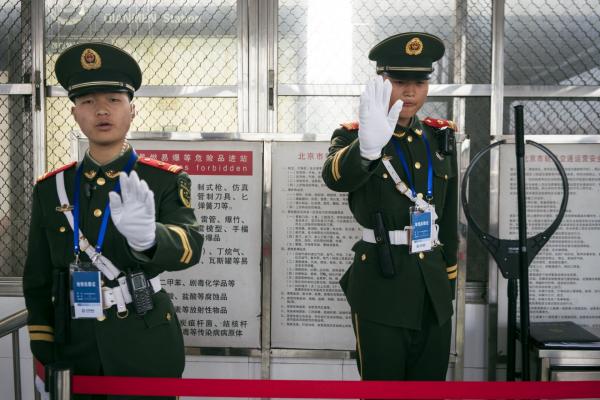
[340,121,359,131]
[137,157,183,174]
[422,117,457,131]
[36,161,77,182]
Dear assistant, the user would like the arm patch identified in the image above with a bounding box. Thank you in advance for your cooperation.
[177,174,192,208]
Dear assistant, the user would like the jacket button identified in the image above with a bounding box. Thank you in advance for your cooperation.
[414,162,421,169]
[96,177,106,186]
[361,254,367,261]
[166,312,172,321]
[444,174,448,180]
[407,135,413,143]
[419,252,425,259]
[59,226,66,233]
[382,173,388,179]
[93,209,102,217]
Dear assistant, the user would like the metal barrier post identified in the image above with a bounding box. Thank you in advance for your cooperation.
[50,365,71,400]
[11,330,21,400]
[0,309,28,399]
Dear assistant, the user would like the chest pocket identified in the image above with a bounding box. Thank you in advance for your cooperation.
[431,152,456,218]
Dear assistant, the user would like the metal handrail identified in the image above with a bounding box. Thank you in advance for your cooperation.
[0,309,28,400]
[0,309,27,336]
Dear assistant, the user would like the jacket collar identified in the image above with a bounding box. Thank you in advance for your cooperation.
[81,145,134,181]
[393,116,425,138]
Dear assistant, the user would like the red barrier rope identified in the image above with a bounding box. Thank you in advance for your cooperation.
[34,359,45,381]
[72,376,600,399]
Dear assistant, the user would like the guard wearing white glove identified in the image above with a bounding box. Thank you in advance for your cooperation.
[323,32,457,382]
[24,42,204,394]
[109,170,157,252]
[358,76,404,160]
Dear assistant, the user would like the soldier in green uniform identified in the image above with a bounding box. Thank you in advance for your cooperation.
[322,33,458,380]
[23,42,203,399]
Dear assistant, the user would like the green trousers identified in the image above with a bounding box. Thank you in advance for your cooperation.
[352,294,452,380]
[55,291,183,400]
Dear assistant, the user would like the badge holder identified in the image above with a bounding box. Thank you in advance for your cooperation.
[69,257,103,319]
[408,206,434,254]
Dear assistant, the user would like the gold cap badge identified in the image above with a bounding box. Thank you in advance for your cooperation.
[405,37,423,56]
[81,48,102,70]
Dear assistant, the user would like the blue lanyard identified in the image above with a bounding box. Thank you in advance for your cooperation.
[391,133,434,200]
[73,150,138,257]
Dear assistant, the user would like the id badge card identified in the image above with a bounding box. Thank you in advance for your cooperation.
[409,207,433,254]
[70,262,103,319]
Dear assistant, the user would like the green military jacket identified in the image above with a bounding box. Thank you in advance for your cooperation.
[23,146,203,375]
[322,116,458,330]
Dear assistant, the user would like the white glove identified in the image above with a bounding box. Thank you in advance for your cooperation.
[109,170,156,252]
[358,76,403,160]
[35,375,49,400]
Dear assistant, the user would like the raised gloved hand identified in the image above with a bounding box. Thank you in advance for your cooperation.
[109,170,156,252]
[358,76,403,160]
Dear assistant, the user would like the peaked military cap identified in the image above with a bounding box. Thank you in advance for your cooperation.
[55,42,142,101]
[369,32,445,80]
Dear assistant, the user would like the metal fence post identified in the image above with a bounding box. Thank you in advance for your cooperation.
[49,365,71,400]
[11,330,22,400]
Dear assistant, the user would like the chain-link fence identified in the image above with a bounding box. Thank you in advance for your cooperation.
[505,0,599,86]
[0,96,32,278]
[278,0,492,86]
[46,97,238,167]
[504,0,600,135]
[45,1,237,86]
[0,1,30,84]
[277,0,492,133]
[0,0,33,277]
[44,0,238,170]
[505,99,600,135]
[278,96,450,135]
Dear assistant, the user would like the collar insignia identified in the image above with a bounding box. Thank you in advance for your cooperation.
[83,170,97,179]
[105,170,121,179]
